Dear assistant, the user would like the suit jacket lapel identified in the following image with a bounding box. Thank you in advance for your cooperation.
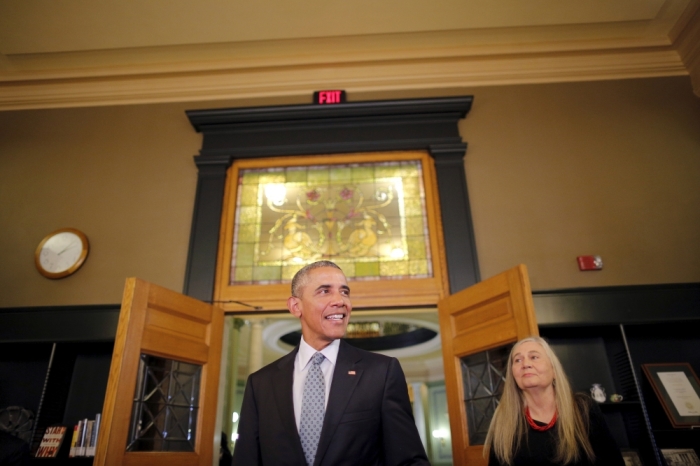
[313,341,363,466]
[272,347,306,463]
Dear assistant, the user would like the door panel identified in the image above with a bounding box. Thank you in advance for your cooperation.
[95,278,225,466]
[439,264,538,466]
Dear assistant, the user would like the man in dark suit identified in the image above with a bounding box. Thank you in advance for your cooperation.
[232,260,430,466]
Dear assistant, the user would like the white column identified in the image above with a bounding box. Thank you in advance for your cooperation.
[411,382,428,450]
[247,319,265,374]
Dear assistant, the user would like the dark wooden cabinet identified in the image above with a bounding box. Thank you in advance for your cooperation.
[1,284,698,465]
[0,305,119,464]
[625,321,700,464]
[534,284,700,466]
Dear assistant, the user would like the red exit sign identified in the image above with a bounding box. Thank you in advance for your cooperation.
[313,90,346,104]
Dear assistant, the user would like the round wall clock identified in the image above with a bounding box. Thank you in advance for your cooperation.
[35,228,89,279]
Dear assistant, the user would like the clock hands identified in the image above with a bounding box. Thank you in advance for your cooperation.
[57,241,78,255]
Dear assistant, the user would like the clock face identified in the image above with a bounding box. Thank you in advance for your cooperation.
[36,229,89,278]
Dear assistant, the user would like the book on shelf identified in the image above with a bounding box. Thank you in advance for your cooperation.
[68,424,79,458]
[661,449,700,466]
[34,425,67,458]
[82,420,94,457]
[87,413,101,457]
[76,419,88,456]
[67,414,102,457]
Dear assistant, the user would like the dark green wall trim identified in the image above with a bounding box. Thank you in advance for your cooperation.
[183,158,231,301]
[184,96,478,301]
[533,282,700,327]
[186,97,473,159]
[429,143,480,292]
[0,304,120,343]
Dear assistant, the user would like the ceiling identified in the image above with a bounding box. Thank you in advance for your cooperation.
[1,0,698,110]
[0,0,686,54]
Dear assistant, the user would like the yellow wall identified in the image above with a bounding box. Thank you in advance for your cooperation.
[462,77,700,288]
[1,76,699,307]
[0,103,202,306]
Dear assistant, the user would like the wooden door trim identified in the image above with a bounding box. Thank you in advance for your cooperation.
[95,278,225,466]
[213,151,450,311]
[438,265,538,466]
[96,278,149,464]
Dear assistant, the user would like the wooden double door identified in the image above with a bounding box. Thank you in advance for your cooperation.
[94,265,536,465]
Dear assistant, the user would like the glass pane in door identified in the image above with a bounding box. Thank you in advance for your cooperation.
[127,354,202,452]
[460,344,512,445]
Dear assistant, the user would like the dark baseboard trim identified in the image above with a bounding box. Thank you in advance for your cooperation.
[2,282,698,342]
[533,282,700,327]
[0,304,120,343]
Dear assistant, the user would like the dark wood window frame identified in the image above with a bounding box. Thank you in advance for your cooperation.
[183,96,479,302]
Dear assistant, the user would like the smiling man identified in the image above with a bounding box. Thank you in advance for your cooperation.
[232,260,430,466]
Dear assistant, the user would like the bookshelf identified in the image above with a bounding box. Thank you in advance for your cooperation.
[0,285,698,465]
[534,283,700,466]
[0,305,118,464]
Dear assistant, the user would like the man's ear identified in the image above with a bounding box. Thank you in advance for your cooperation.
[287,296,302,318]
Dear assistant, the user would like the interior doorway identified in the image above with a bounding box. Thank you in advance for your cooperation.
[218,308,453,466]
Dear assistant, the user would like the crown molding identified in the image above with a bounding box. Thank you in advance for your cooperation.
[0,50,687,111]
[0,22,695,110]
[675,3,700,95]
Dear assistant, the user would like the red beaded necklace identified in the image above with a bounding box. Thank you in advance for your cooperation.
[525,407,557,431]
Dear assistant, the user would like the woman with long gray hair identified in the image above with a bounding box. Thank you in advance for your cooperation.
[484,336,624,465]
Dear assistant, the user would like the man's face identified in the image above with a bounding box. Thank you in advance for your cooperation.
[287,266,352,350]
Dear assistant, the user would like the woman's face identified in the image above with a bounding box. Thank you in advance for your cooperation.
[511,341,555,391]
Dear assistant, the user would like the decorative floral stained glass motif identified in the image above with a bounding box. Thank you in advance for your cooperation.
[230,160,432,284]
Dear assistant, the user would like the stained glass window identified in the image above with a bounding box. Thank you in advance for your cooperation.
[230,160,432,285]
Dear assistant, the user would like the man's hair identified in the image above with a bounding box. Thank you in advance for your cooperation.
[291,260,342,297]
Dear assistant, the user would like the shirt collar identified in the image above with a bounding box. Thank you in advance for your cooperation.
[299,336,340,369]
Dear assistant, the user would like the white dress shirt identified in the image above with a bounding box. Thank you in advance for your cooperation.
[293,337,340,430]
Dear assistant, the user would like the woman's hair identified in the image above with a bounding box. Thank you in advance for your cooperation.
[483,336,595,465]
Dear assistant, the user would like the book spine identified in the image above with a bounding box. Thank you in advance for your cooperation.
[89,413,101,457]
[76,418,88,456]
[87,413,101,456]
[84,420,95,457]
[68,424,79,458]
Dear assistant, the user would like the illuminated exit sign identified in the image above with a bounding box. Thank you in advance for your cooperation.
[313,90,346,104]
